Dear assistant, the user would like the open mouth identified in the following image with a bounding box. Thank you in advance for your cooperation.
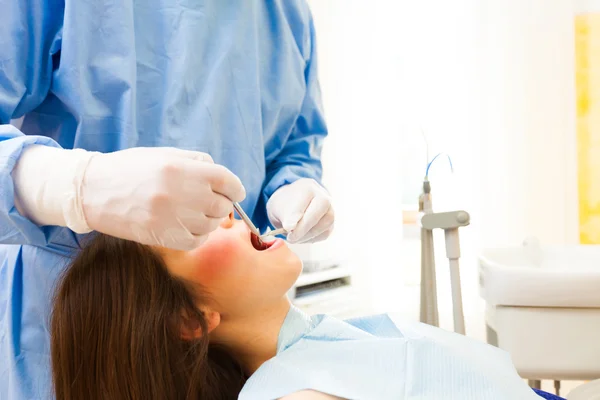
[250,232,275,251]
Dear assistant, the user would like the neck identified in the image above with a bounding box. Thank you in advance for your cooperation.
[211,298,291,375]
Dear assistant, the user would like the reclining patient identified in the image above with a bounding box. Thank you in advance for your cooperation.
[51,213,549,400]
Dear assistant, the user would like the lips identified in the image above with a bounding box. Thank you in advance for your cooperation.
[250,232,275,251]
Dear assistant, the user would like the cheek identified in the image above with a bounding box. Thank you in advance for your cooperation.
[188,240,246,283]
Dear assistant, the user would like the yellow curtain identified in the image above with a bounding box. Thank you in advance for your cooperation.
[576,13,600,244]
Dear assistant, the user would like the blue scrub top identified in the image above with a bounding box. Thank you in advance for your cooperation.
[0,1,326,398]
[240,307,547,400]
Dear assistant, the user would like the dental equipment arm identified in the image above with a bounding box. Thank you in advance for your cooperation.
[419,180,439,327]
[419,179,470,334]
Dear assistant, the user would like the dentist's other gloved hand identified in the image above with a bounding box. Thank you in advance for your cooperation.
[266,178,334,244]
[12,146,246,250]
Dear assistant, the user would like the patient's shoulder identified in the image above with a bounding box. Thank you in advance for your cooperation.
[279,390,345,400]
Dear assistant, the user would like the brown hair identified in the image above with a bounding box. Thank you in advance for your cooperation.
[50,234,246,400]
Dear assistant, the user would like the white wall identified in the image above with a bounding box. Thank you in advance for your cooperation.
[478,0,578,247]
[307,0,579,312]
[307,0,482,309]
[306,1,406,304]
[576,0,600,12]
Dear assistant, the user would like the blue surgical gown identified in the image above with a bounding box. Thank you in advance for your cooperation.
[241,307,546,399]
[0,1,326,398]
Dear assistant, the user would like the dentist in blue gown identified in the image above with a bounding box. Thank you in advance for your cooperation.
[0,1,334,398]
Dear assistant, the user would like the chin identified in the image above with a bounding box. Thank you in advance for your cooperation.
[291,255,303,280]
[257,241,303,294]
[279,247,304,287]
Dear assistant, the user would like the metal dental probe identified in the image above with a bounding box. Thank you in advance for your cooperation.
[232,202,261,236]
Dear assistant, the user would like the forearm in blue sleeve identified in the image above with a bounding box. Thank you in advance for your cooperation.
[262,13,328,202]
[0,129,70,246]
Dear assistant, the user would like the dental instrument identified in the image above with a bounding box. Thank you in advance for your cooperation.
[260,228,288,239]
[233,202,262,237]
[233,202,274,251]
[233,202,289,250]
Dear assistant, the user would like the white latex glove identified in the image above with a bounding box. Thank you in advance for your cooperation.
[266,178,334,244]
[12,145,246,250]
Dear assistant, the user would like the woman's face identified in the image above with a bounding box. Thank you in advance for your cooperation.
[158,214,302,317]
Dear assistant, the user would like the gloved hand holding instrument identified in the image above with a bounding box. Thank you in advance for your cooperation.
[13,145,333,251]
[12,145,246,251]
[266,178,334,244]
[234,178,334,248]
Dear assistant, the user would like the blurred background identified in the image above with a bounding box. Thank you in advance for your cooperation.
[285,0,599,396]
